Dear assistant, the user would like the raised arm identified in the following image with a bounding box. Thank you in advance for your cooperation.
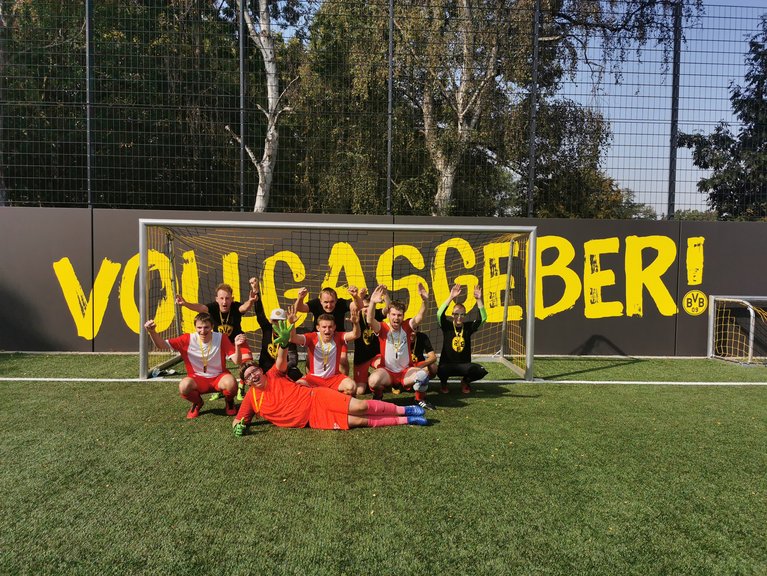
[473,284,488,326]
[408,283,429,329]
[366,285,388,333]
[238,277,260,314]
[437,283,462,318]
[144,319,171,350]
[272,319,294,374]
[347,285,364,311]
[175,294,207,314]
[294,286,310,314]
[286,304,306,346]
[230,333,246,365]
[344,301,361,343]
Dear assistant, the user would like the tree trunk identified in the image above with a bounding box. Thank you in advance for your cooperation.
[239,0,282,213]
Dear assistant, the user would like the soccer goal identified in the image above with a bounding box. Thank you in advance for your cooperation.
[139,219,537,380]
[708,295,767,365]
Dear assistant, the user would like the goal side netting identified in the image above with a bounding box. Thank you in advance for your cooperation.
[708,295,767,365]
[139,219,537,380]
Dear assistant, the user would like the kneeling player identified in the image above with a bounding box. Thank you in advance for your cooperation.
[289,305,360,395]
[145,313,246,419]
[365,284,435,410]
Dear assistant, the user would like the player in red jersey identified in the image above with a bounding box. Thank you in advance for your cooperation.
[232,321,428,434]
[145,312,246,419]
[288,305,361,395]
[365,284,435,410]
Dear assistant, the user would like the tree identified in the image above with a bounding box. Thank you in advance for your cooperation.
[391,0,702,216]
[225,0,311,212]
[678,15,767,221]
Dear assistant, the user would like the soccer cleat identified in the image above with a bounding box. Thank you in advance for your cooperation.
[403,404,426,417]
[186,400,203,419]
[233,418,247,437]
[236,384,246,402]
[225,397,237,416]
[416,399,436,411]
[439,384,449,394]
[391,384,401,395]
[407,415,428,426]
[461,382,472,394]
[209,392,223,401]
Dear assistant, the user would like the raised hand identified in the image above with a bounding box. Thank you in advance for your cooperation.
[449,283,462,301]
[273,319,294,348]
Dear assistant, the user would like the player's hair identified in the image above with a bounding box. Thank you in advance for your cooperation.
[389,300,406,313]
[316,313,336,325]
[239,360,260,380]
[319,287,338,299]
[453,302,467,313]
[215,283,234,295]
[194,312,213,325]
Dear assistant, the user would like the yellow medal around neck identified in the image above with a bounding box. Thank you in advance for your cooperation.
[452,324,465,352]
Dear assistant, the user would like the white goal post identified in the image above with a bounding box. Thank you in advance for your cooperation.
[139,219,537,380]
[708,295,767,365]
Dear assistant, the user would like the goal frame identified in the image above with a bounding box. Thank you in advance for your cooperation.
[708,294,767,364]
[139,218,537,380]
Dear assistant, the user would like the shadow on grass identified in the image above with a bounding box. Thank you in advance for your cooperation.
[542,357,644,380]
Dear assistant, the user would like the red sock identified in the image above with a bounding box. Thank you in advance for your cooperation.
[415,390,426,402]
[182,390,202,405]
[366,399,405,416]
[367,415,408,427]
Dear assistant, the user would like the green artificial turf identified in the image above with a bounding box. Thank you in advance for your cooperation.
[0,354,765,575]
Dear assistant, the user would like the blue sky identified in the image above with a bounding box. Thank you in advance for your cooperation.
[569,1,766,215]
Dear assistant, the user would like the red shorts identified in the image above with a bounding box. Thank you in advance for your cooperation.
[304,373,348,390]
[308,387,351,430]
[381,367,409,386]
[353,356,378,383]
[191,372,231,394]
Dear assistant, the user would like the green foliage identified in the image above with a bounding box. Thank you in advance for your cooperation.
[678,16,767,221]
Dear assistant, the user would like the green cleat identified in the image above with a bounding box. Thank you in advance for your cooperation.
[209,392,223,401]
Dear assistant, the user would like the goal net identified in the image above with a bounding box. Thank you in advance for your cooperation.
[139,219,537,380]
[708,295,767,364]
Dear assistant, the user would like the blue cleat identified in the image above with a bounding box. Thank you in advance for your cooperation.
[404,405,426,417]
[407,415,428,426]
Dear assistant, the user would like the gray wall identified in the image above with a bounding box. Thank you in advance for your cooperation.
[1,207,765,355]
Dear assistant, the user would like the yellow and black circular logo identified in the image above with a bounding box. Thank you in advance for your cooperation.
[682,290,708,316]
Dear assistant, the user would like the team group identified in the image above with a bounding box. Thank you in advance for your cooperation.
[144,278,489,434]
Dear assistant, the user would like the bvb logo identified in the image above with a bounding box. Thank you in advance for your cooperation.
[219,324,233,336]
[363,327,374,346]
[682,290,708,316]
[452,336,465,353]
[267,342,278,358]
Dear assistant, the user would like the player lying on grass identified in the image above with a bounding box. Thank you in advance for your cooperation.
[365,284,435,410]
[286,304,361,395]
[145,313,246,419]
[232,321,428,435]
[437,283,488,394]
